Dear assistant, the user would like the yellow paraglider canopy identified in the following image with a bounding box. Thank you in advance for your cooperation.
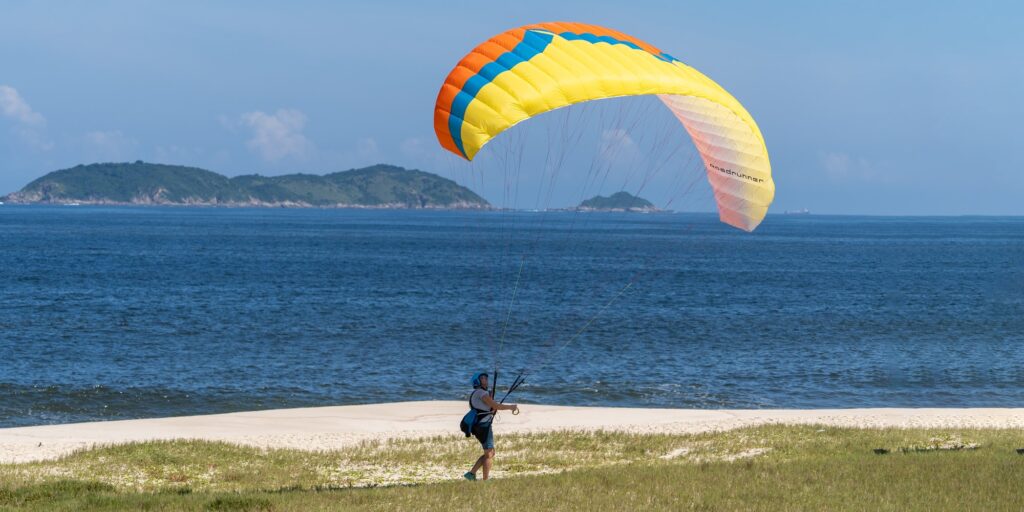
[434,22,774,231]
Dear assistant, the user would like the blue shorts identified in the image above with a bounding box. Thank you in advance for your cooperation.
[472,421,494,450]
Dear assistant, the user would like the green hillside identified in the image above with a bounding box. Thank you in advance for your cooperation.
[578,191,656,211]
[3,162,489,208]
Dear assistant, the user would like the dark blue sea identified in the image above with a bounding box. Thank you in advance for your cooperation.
[1,206,1022,427]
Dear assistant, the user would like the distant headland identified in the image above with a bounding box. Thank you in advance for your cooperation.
[1,161,490,209]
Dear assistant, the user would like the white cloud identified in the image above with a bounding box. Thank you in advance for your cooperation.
[85,130,137,160]
[0,85,45,127]
[154,144,188,162]
[239,109,312,161]
[598,128,641,167]
[396,135,463,173]
[819,151,891,183]
[821,151,852,177]
[0,85,53,150]
[356,137,379,161]
[399,137,423,158]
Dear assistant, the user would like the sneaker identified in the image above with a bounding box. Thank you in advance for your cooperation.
[463,472,476,481]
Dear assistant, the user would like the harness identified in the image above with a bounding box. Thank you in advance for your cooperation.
[459,390,494,437]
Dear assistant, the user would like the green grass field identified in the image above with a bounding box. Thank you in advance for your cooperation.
[2,425,1023,511]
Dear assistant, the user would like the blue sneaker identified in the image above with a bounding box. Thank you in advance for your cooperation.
[463,472,476,481]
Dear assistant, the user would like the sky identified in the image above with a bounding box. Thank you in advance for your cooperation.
[1,0,1021,214]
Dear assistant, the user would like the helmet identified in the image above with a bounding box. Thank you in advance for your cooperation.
[471,372,488,389]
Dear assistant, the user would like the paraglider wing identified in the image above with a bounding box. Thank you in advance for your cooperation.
[433,22,774,231]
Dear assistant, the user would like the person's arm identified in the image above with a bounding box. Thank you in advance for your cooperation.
[481,393,518,412]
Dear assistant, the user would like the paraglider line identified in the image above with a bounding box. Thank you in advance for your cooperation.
[525,277,639,381]
[494,255,527,373]
[555,280,635,356]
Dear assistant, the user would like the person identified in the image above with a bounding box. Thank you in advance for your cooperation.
[464,372,518,481]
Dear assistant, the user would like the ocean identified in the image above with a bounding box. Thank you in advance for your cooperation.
[1,206,1021,427]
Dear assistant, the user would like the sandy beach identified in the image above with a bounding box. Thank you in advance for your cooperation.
[2,401,1022,464]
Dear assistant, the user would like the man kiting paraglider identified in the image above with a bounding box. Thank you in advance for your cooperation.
[462,372,519,481]
[440,19,777,483]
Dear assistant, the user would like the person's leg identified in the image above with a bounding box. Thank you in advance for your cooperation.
[482,448,494,479]
[470,453,486,475]
[468,423,491,478]
[481,426,495,480]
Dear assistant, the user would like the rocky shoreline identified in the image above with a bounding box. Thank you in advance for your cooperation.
[0,194,491,210]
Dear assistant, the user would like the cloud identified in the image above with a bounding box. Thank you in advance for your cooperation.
[598,128,641,167]
[399,137,423,158]
[0,85,53,150]
[0,85,45,127]
[398,135,464,172]
[85,130,137,160]
[239,109,312,161]
[819,151,892,183]
[154,144,190,162]
[356,137,379,160]
[821,151,853,177]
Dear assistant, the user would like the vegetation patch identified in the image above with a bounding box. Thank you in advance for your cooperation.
[1,426,1023,511]
[3,162,490,208]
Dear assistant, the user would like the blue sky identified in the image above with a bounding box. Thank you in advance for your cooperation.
[1,1,1021,214]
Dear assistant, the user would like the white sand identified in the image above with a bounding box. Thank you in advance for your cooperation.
[1,401,1022,464]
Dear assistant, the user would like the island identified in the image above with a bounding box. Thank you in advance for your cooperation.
[576,191,659,212]
[1,161,490,209]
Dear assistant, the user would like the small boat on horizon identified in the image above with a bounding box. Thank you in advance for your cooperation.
[784,208,811,215]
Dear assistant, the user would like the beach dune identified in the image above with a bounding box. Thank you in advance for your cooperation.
[2,401,1023,464]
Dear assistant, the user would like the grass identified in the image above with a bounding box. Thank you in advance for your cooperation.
[2,425,1023,511]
